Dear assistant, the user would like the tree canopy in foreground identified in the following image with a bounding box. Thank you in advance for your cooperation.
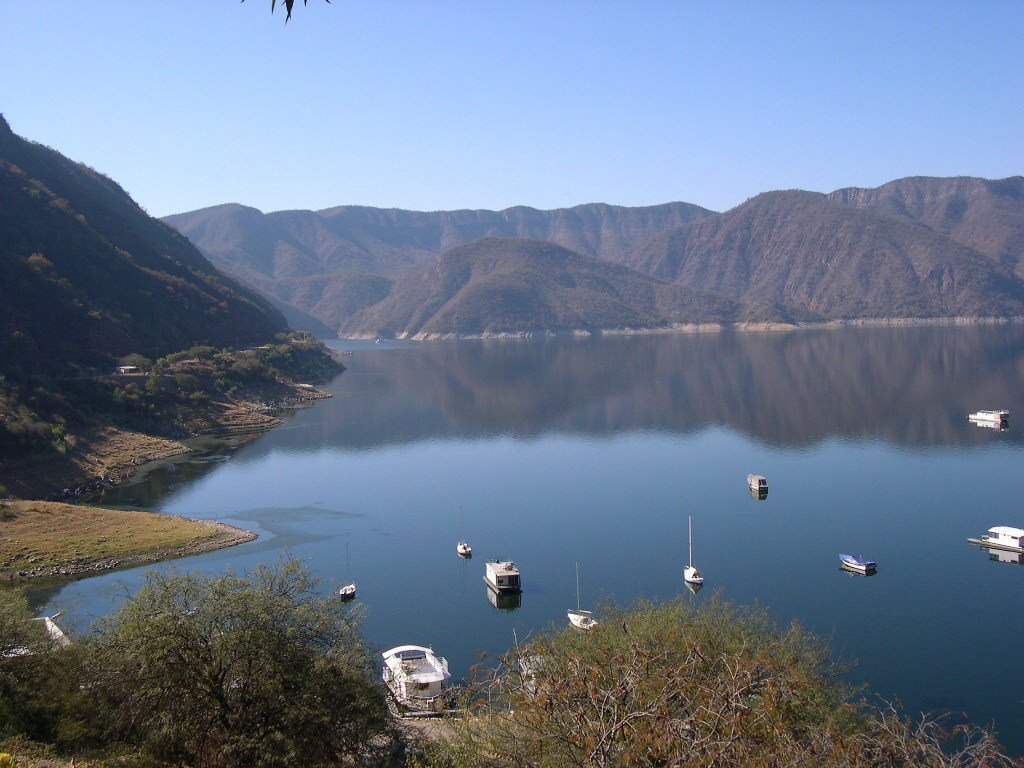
[417,598,1020,768]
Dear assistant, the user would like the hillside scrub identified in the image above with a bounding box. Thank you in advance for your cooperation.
[0,561,400,767]
[418,598,1020,768]
[0,333,341,464]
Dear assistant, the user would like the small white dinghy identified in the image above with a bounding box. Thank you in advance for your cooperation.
[456,505,472,558]
[567,561,598,630]
[839,554,877,574]
[339,537,357,601]
[684,515,704,586]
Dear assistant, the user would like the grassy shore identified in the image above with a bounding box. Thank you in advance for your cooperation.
[0,500,255,581]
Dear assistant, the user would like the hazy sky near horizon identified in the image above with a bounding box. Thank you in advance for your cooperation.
[3,2,1022,217]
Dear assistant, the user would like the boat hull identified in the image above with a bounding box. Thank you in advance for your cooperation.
[968,537,1024,554]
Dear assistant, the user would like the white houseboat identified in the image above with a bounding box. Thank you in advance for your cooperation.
[484,560,521,593]
[747,474,768,493]
[968,526,1024,554]
[968,409,1009,424]
[381,645,451,711]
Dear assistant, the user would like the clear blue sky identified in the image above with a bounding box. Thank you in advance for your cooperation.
[3,2,1022,217]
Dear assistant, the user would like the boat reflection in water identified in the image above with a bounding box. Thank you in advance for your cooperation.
[987,548,1024,565]
[749,487,768,501]
[486,585,522,611]
[685,580,703,595]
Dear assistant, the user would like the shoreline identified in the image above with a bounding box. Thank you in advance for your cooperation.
[4,520,257,582]
[338,315,1024,342]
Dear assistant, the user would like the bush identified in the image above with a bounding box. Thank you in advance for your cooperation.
[83,560,399,768]
[420,598,1018,768]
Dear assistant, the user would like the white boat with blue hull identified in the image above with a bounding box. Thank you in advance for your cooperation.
[839,554,876,574]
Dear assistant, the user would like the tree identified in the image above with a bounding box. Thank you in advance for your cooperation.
[419,598,1019,768]
[84,561,399,768]
[248,0,330,22]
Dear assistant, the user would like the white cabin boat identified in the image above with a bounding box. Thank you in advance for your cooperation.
[968,526,1024,554]
[484,560,521,593]
[381,645,451,711]
[968,409,1009,424]
[747,474,768,493]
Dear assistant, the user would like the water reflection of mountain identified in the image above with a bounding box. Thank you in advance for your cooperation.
[261,326,1024,453]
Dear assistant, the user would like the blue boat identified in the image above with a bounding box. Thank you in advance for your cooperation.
[839,554,876,573]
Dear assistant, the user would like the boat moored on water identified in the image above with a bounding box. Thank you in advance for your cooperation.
[484,560,521,593]
[968,409,1009,425]
[747,474,768,493]
[684,515,704,587]
[839,554,877,574]
[381,645,451,711]
[568,561,598,630]
[968,526,1024,554]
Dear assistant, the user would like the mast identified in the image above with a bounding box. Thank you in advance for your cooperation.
[575,561,581,611]
[346,537,351,580]
[460,505,465,541]
[688,516,694,568]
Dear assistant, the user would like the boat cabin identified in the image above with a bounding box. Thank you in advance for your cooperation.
[987,526,1024,549]
[747,474,768,492]
[485,560,521,593]
[381,645,450,710]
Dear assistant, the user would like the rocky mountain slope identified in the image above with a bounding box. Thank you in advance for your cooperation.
[165,176,1024,336]
[163,201,714,333]
[828,175,1024,278]
[630,189,1024,321]
[0,115,286,378]
[341,237,736,337]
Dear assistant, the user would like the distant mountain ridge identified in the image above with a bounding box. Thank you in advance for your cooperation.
[0,114,286,377]
[343,238,737,338]
[163,201,714,334]
[164,175,1024,337]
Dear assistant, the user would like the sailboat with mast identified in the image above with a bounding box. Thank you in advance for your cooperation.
[567,561,598,630]
[457,505,472,557]
[339,537,357,601]
[684,515,704,588]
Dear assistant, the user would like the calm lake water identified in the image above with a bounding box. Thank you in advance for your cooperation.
[42,326,1024,750]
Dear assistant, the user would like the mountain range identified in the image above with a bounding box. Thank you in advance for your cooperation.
[165,175,1024,337]
[0,114,285,378]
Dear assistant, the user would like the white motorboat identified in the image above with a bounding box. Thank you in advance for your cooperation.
[381,645,451,710]
[456,505,472,558]
[968,409,1009,424]
[747,474,768,493]
[484,560,521,593]
[338,537,357,601]
[684,515,704,586]
[567,561,598,630]
[968,526,1024,554]
[839,554,877,574]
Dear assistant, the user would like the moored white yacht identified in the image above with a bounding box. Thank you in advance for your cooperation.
[381,645,451,711]
[567,561,598,630]
[684,515,704,586]
[456,505,472,557]
[338,537,357,601]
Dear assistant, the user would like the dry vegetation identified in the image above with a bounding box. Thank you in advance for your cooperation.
[0,500,252,579]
